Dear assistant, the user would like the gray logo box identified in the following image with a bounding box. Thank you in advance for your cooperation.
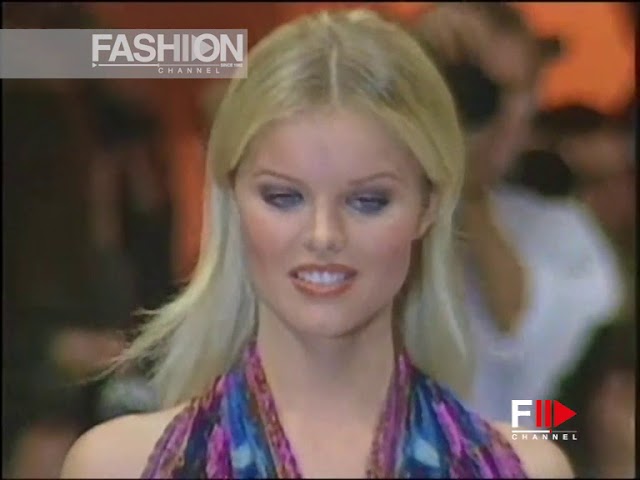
[0,29,248,79]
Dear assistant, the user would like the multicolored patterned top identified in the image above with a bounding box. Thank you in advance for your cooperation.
[142,342,527,478]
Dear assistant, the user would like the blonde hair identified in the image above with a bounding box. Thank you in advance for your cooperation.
[116,9,472,407]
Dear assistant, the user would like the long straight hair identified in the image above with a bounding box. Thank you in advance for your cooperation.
[113,9,472,407]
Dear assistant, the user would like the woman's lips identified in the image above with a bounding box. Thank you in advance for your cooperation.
[289,264,358,298]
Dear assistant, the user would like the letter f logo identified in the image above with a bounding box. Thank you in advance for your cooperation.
[512,400,532,428]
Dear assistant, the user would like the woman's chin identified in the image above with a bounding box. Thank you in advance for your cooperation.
[281,309,376,341]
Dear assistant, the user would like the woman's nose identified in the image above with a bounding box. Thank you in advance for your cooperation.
[303,201,346,255]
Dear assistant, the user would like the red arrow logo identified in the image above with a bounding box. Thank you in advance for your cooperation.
[553,401,577,427]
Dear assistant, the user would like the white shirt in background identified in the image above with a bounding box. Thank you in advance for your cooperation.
[465,185,623,426]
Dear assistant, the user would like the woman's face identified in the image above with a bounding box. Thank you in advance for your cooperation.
[233,109,436,339]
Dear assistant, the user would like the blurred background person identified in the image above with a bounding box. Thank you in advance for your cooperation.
[530,104,636,319]
[552,320,636,478]
[2,79,129,478]
[506,149,577,199]
[3,82,88,478]
[81,81,178,316]
[2,6,172,476]
[3,79,169,478]
[414,2,624,425]
[2,6,175,477]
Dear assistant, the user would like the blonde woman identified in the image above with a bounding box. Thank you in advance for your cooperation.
[62,10,572,479]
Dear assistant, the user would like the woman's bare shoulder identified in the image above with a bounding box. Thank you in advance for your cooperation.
[492,422,574,478]
[60,403,189,479]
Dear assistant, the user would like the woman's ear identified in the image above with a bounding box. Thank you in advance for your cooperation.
[415,188,439,239]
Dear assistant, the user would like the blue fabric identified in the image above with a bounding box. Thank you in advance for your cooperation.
[399,374,451,477]
[225,367,276,478]
[222,363,452,478]
[157,357,526,478]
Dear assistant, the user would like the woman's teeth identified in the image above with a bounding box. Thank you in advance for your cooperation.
[296,271,349,285]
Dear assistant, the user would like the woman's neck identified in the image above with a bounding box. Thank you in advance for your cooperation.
[255,303,397,419]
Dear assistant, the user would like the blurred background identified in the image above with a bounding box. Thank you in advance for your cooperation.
[1,2,635,478]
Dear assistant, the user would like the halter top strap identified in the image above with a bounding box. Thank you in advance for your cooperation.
[142,345,526,478]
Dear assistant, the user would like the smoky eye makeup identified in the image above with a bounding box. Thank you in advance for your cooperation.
[256,182,393,215]
[347,189,391,215]
[258,184,304,210]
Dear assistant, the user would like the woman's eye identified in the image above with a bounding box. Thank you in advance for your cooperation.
[261,190,303,210]
[348,194,390,214]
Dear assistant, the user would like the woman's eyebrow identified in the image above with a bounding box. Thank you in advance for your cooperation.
[252,169,404,185]
[348,171,403,186]
[252,169,301,184]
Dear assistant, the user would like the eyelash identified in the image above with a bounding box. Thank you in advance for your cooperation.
[260,188,390,215]
[349,194,390,214]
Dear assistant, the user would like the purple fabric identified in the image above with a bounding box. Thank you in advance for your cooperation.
[142,343,527,478]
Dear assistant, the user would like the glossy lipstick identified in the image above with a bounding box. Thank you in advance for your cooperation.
[289,263,358,298]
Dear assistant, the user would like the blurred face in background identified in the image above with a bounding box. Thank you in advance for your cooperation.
[560,128,636,242]
[470,30,540,185]
[234,109,433,341]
